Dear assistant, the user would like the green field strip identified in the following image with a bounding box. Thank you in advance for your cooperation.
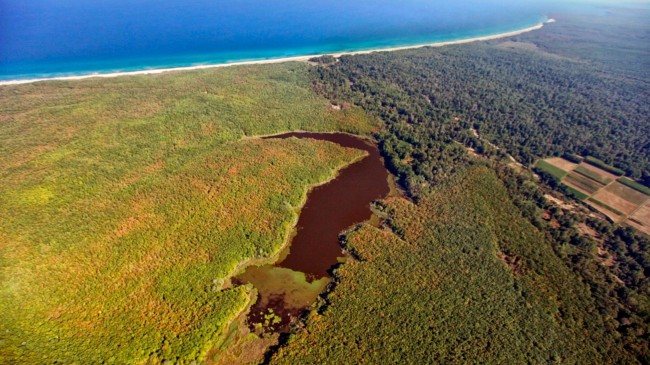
[563,172,606,196]
[562,184,590,200]
[584,156,625,176]
[536,160,568,180]
[617,177,650,196]
[573,165,613,185]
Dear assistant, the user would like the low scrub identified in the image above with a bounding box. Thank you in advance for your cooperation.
[0,63,374,364]
[271,167,635,364]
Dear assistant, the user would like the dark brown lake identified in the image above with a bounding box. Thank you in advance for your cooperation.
[234,132,390,333]
[271,132,389,278]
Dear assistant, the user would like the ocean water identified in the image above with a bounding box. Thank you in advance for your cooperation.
[0,0,551,81]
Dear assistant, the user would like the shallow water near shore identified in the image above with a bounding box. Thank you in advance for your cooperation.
[1,0,551,81]
[234,132,390,333]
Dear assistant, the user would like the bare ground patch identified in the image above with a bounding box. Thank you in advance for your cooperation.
[577,223,602,242]
[544,193,577,211]
[592,188,641,216]
[497,251,525,275]
[606,181,650,205]
[545,157,578,172]
[586,200,625,223]
[596,245,616,267]
[627,202,650,236]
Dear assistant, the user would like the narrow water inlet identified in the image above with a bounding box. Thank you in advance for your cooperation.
[234,132,390,333]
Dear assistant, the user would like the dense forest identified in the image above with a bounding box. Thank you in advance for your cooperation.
[505,164,649,361]
[311,10,650,185]
[272,166,640,364]
[269,5,650,364]
[516,6,650,80]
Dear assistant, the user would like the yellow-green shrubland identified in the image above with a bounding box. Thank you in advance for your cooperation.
[271,166,636,364]
[0,63,375,363]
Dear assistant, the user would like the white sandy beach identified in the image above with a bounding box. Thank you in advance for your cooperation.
[0,19,554,86]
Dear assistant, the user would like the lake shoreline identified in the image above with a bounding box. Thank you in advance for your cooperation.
[0,19,553,86]
[231,131,389,335]
[220,136,370,290]
[211,134,370,360]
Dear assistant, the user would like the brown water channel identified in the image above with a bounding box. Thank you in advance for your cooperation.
[233,132,389,333]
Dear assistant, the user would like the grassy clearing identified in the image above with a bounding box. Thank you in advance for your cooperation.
[0,63,375,363]
[271,167,634,364]
[618,177,650,196]
[536,160,568,180]
[585,156,625,176]
[574,164,614,185]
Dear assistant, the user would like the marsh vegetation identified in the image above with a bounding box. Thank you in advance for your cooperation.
[0,64,376,363]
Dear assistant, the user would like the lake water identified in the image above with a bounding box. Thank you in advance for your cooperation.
[0,0,551,81]
[234,132,390,333]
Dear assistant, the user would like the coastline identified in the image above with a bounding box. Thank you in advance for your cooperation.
[0,19,553,86]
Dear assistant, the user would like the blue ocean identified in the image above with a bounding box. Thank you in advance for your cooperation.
[0,0,553,81]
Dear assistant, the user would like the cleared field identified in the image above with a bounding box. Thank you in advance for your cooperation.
[618,177,650,196]
[563,172,605,196]
[605,181,649,205]
[574,164,615,185]
[536,160,568,180]
[545,157,578,172]
[0,64,376,363]
[544,159,649,226]
[591,185,643,216]
[586,199,625,223]
[627,201,650,236]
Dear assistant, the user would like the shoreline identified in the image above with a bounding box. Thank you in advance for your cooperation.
[0,19,553,86]
[211,133,376,364]
[222,135,369,287]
